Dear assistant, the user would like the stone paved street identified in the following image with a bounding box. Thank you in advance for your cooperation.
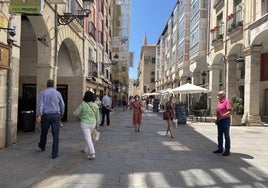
[0,108,268,188]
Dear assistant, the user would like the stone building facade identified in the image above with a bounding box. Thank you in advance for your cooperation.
[209,0,268,125]
[137,35,156,97]
[0,0,131,148]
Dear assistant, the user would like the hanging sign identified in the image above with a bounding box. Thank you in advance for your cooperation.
[46,0,66,4]
[0,43,10,69]
[0,14,6,28]
[9,0,44,14]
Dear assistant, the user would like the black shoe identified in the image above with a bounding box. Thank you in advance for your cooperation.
[213,150,223,154]
[107,124,110,126]
[51,155,58,159]
[99,124,103,126]
[222,151,230,156]
[38,143,45,151]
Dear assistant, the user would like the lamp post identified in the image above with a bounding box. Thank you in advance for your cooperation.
[52,0,93,82]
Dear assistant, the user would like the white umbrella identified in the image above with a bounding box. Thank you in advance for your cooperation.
[159,88,173,95]
[171,83,208,94]
[144,92,162,96]
[171,83,208,115]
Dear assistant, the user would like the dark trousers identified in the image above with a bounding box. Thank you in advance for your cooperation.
[101,107,110,125]
[217,117,231,151]
[39,113,61,157]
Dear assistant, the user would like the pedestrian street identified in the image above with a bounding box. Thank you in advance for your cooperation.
[0,108,268,187]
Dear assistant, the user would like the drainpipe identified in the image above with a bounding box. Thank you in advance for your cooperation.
[53,4,58,84]
[6,16,14,147]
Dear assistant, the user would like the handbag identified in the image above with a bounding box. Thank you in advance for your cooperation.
[163,111,169,120]
[140,106,145,113]
[87,103,100,141]
[91,128,100,141]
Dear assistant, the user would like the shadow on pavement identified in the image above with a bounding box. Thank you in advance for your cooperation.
[0,108,268,187]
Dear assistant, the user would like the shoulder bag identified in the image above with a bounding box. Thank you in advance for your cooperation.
[87,103,100,141]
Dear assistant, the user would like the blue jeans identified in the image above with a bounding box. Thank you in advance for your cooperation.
[217,117,231,151]
[39,113,61,157]
[101,107,110,125]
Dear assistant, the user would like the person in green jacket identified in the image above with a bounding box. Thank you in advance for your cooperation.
[73,91,100,159]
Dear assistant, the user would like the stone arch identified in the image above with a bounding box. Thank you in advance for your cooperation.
[57,27,84,74]
[17,15,52,132]
[225,43,245,100]
[57,34,84,121]
[250,27,268,53]
[58,38,83,77]
[250,28,268,117]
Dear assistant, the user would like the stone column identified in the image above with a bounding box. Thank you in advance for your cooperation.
[36,64,54,98]
[192,72,200,107]
[209,64,221,116]
[226,56,237,99]
[244,46,262,126]
[192,72,200,85]
[179,77,188,103]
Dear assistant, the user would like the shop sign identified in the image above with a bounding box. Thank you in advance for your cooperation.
[9,0,44,14]
[0,14,6,28]
[0,43,10,69]
[46,0,66,4]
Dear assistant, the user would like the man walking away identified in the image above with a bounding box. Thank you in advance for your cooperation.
[100,92,112,126]
[36,79,65,159]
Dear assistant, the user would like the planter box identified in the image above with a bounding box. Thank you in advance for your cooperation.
[231,115,242,126]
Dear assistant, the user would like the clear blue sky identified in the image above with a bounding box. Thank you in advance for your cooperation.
[129,0,177,79]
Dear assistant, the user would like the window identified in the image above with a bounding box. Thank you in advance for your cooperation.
[190,27,199,48]
[88,22,96,38]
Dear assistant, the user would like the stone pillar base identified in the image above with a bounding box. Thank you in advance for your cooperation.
[248,115,263,126]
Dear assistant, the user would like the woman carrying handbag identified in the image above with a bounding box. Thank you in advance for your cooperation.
[165,95,176,138]
[73,91,100,160]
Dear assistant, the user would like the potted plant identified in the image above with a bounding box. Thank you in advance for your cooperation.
[231,96,244,125]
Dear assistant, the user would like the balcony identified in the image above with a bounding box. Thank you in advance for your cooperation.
[212,33,223,46]
[210,24,224,46]
[227,10,243,37]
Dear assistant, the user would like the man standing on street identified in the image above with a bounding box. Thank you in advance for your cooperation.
[100,92,112,126]
[36,79,65,159]
[214,90,232,156]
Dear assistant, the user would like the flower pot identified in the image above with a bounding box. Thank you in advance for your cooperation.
[231,115,242,126]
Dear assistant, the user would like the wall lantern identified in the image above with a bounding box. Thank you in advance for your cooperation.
[201,71,207,84]
[186,77,191,83]
[58,0,94,25]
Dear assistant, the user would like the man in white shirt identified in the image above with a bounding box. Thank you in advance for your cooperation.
[100,92,112,126]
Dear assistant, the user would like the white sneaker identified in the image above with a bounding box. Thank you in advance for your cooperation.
[87,154,95,160]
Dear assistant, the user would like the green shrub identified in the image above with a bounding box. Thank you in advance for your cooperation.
[231,96,244,115]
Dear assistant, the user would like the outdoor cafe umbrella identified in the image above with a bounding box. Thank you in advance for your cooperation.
[171,83,208,115]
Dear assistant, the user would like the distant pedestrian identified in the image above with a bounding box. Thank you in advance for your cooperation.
[214,90,232,156]
[73,91,100,160]
[122,92,127,110]
[129,95,144,132]
[112,94,117,108]
[95,96,102,109]
[128,95,135,110]
[36,79,65,159]
[100,92,112,126]
[165,95,175,138]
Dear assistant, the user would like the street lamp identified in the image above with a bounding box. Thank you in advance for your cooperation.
[201,71,207,84]
[102,62,118,67]
[58,0,94,25]
[186,77,191,83]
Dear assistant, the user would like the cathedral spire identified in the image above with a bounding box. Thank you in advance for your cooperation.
[143,33,147,45]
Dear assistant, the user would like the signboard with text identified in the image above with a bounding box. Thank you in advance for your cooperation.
[9,0,44,14]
